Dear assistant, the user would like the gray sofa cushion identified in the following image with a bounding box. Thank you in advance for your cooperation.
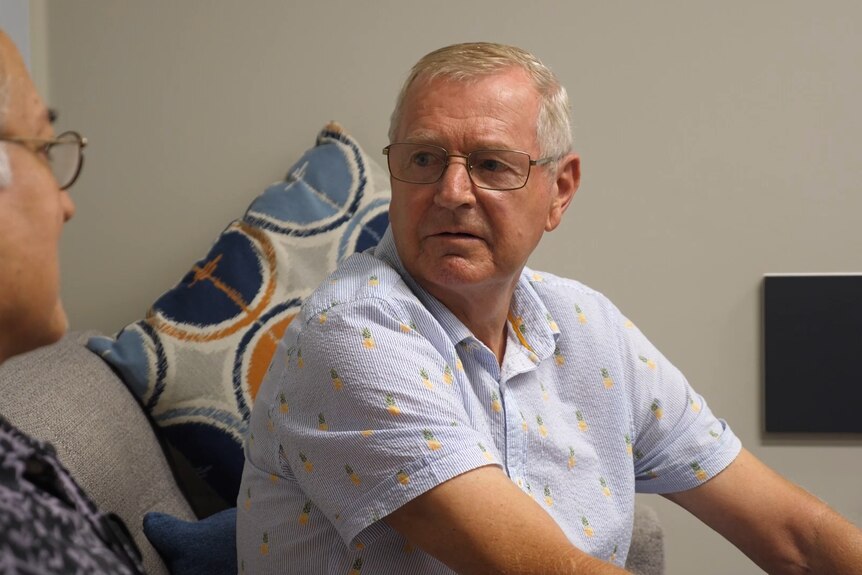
[0,332,196,575]
[627,502,665,574]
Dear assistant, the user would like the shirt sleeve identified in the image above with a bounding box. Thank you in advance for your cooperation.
[274,296,501,546]
[617,317,742,494]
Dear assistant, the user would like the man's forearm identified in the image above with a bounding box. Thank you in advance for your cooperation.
[558,551,632,575]
[804,504,862,575]
[385,466,632,575]
[435,540,631,575]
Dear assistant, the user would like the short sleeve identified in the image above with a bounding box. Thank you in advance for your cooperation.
[619,319,742,494]
[274,296,501,545]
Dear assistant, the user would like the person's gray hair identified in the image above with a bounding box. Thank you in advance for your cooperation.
[388,42,573,160]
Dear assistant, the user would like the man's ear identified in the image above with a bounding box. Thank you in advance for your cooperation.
[545,153,580,232]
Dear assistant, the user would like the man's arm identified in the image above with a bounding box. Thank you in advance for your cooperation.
[385,465,630,575]
[664,448,862,574]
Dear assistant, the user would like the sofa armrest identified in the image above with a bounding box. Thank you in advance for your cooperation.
[0,331,196,575]
[626,502,665,574]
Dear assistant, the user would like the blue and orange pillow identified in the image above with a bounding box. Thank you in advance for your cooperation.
[88,122,390,503]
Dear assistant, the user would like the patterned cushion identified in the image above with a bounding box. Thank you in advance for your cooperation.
[87,123,390,503]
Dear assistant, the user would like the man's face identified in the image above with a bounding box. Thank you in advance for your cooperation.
[389,67,578,305]
[0,33,76,361]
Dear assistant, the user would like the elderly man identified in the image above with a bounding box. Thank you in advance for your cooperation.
[0,30,144,573]
[239,43,862,574]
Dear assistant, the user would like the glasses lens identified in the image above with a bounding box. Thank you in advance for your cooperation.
[387,143,446,184]
[49,132,81,189]
[468,150,531,191]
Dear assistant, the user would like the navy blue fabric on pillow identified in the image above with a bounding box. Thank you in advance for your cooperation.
[143,507,237,575]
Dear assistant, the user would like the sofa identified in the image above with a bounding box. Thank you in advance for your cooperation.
[0,123,665,574]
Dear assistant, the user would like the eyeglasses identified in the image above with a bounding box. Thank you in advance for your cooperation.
[383,142,555,191]
[0,130,88,190]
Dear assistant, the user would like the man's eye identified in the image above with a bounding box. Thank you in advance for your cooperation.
[411,152,439,167]
[475,158,510,173]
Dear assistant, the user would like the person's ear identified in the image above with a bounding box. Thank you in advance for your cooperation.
[545,153,580,232]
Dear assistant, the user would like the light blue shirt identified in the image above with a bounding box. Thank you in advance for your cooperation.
[237,228,741,573]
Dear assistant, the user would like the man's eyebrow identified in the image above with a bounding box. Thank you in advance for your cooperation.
[403,130,514,151]
[402,129,440,143]
[47,108,58,124]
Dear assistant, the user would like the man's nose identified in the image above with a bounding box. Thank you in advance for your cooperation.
[61,190,76,222]
[434,155,476,209]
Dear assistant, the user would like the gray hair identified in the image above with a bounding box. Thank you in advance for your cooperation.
[388,42,573,160]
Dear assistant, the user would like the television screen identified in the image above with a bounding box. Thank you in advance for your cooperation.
[763,274,862,433]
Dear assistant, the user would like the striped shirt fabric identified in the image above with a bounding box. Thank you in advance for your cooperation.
[237,228,741,573]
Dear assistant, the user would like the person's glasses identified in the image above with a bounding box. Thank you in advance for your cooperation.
[0,130,87,190]
[383,142,554,191]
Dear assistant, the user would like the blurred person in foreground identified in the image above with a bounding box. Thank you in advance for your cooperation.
[0,29,145,573]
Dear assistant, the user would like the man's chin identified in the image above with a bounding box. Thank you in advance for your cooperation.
[33,302,70,349]
[50,302,70,338]
[419,257,497,291]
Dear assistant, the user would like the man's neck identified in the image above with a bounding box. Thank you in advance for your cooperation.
[425,280,518,366]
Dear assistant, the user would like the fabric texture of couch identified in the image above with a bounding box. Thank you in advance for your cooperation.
[0,331,195,575]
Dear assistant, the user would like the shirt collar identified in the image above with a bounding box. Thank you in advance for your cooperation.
[509,269,560,362]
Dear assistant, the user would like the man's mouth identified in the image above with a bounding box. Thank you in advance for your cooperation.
[435,231,478,239]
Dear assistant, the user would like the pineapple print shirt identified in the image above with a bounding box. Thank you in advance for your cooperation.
[238,228,741,574]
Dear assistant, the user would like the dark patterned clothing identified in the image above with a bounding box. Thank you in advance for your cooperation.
[0,416,145,574]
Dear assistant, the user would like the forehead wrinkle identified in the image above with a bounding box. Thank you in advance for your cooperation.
[401,116,526,153]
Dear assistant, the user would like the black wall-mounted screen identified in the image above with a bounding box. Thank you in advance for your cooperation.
[764,275,862,433]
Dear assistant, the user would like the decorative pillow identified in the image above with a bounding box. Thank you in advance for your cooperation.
[88,123,391,503]
[143,507,237,575]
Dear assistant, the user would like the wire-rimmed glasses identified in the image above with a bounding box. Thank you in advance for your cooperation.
[0,130,87,190]
[383,142,554,191]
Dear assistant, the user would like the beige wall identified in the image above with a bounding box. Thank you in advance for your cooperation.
[35,2,862,573]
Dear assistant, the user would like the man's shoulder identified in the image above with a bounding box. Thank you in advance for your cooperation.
[300,250,413,323]
[523,268,627,326]
[524,268,608,303]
